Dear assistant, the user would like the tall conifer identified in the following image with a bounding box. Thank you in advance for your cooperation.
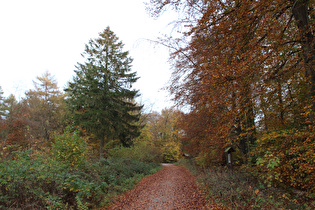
[66,27,142,158]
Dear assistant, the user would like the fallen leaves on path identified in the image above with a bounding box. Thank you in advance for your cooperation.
[106,164,221,209]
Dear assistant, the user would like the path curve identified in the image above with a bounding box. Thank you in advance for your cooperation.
[107,164,219,209]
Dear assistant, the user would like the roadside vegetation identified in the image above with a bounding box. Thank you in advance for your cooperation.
[179,159,315,209]
[0,128,161,209]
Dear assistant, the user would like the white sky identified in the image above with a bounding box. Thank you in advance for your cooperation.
[0,0,178,112]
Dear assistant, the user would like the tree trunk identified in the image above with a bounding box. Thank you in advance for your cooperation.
[239,84,256,157]
[99,135,105,159]
[292,0,315,122]
[277,80,285,126]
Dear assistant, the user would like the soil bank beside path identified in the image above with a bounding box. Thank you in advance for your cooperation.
[106,164,220,209]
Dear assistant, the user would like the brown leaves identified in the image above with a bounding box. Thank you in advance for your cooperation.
[107,164,220,209]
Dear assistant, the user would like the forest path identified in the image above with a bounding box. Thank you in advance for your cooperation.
[106,164,220,209]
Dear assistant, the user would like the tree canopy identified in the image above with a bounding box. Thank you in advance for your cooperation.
[25,71,65,141]
[148,0,315,192]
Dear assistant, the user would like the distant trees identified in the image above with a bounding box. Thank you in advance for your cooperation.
[154,109,181,162]
[139,108,182,162]
[0,87,29,147]
[0,72,66,148]
[65,27,142,158]
[0,27,146,161]
[25,71,66,142]
[4,96,29,146]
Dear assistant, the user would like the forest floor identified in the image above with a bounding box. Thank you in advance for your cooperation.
[106,164,221,209]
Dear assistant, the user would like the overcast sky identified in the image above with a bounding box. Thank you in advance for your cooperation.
[0,0,178,112]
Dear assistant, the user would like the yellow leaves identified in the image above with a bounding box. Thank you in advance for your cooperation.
[160,140,181,162]
[255,189,259,195]
[255,127,315,193]
[52,127,87,166]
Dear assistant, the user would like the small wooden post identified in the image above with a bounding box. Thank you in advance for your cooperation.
[225,147,235,168]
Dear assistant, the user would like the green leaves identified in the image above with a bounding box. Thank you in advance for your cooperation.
[52,127,87,166]
[253,128,315,192]
[0,149,160,209]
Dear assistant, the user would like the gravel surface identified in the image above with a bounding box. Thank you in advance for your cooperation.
[107,164,220,209]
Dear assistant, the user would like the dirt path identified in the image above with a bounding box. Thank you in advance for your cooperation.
[107,164,219,209]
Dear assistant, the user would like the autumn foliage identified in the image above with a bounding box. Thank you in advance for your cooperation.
[136,108,182,163]
[0,1,314,207]
[148,0,315,194]
[254,128,315,193]
[0,28,159,208]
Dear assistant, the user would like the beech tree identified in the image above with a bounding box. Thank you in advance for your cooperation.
[148,0,315,192]
[148,0,314,153]
[66,27,142,158]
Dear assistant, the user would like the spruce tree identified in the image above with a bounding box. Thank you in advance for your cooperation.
[66,27,142,158]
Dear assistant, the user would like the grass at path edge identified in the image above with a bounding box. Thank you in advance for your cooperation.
[177,159,315,209]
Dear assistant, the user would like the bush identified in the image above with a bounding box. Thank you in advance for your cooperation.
[0,150,69,208]
[109,142,161,163]
[52,127,87,166]
[0,149,161,209]
[252,128,315,194]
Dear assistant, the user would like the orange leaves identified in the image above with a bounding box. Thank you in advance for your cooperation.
[151,1,314,192]
[253,128,315,193]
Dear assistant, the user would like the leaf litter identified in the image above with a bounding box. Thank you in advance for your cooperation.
[106,164,221,209]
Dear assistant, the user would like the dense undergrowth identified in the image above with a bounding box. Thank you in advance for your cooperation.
[0,128,162,209]
[0,149,160,209]
[178,159,315,209]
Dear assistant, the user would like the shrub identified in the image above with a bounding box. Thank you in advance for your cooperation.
[0,149,161,209]
[0,149,68,208]
[252,128,315,194]
[179,159,315,209]
[109,141,161,163]
[52,127,87,166]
